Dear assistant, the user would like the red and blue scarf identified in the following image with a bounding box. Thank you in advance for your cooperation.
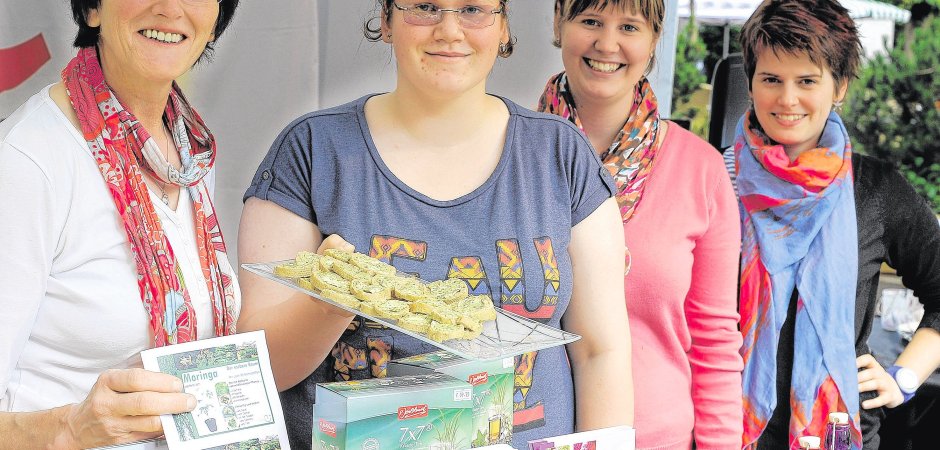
[735,110,861,448]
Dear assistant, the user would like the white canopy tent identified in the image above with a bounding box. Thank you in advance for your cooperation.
[678,0,912,56]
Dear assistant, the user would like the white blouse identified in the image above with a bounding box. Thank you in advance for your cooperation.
[0,85,238,417]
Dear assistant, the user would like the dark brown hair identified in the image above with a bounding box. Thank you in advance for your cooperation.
[70,0,239,62]
[740,0,861,91]
[363,0,516,57]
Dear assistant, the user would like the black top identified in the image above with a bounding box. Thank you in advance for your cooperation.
[756,155,940,449]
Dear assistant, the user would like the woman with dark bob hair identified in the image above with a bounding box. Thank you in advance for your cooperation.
[727,0,940,447]
[0,0,240,447]
[238,1,633,448]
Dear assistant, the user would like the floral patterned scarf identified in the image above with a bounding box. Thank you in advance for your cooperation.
[537,72,663,223]
[735,110,861,448]
[62,46,237,346]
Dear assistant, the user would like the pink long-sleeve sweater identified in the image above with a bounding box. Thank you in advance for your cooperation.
[623,123,743,449]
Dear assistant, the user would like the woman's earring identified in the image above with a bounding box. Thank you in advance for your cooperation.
[552,37,561,48]
[498,39,514,58]
[833,100,844,112]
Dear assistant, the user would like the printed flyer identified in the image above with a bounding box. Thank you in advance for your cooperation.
[527,425,635,450]
[141,331,290,450]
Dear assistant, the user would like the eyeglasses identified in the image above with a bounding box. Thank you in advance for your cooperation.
[392,2,504,29]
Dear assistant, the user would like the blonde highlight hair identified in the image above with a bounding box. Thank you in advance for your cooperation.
[555,0,664,37]
[554,0,663,70]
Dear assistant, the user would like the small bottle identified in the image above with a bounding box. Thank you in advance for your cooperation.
[824,412,852,450]
[798,436,822,450]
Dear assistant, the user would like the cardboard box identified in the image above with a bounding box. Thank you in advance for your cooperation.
[313,373,473,450]
[389,351,514,447]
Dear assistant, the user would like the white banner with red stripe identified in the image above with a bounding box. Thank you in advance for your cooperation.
[1,1,319,266]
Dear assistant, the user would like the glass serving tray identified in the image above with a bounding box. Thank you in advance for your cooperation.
[89,438,163,449]
[241,260,580,361]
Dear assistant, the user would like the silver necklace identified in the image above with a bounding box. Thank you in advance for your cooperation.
[158,125,173,206]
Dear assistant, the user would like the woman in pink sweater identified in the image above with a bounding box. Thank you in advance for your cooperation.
[538,0,743,447]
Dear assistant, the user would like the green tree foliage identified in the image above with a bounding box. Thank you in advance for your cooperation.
[880,0,939,9]
[672,19,708,111]
[844,14,940,212]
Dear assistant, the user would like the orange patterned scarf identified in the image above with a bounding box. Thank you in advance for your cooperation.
[537,72,663,222]
[62,47,237,346]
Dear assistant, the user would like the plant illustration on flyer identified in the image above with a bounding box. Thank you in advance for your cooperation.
[141,331,290,450]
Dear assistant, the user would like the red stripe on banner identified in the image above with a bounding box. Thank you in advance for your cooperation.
[0,34,51,93]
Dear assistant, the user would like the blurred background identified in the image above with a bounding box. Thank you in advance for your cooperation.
[3,1,936,263]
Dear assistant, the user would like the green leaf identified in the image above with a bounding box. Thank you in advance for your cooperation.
[845,15,940,213]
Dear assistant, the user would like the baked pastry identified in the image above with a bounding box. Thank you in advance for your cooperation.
[350,254,396,277]
[461,319,483,340]
[359,302,377,316]
[320,288,361,309]
[350,278,391,303]
[457,295,497,321]
[324,248,353,262]
[279,250,499,343]
[297,277,314,291]
[398,313,432,333]
[373,274,410,291]
[274,261,316,278]
[392,278,430,301]
[295,251,320,266]
[318,255,340,272]
[428,321,465,343]
[428,278,469,304]
[373,300,411,320]
[310,270,350,293]
[459,315,482,332]
[428,305,459,326]
[332,260,365,281]
[409,298,448,316]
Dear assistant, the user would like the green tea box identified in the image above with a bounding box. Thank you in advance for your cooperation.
[313,373,473,450]
[389,351,514,447]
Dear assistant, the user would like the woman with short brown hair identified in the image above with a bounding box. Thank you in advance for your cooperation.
[730,0,940,447]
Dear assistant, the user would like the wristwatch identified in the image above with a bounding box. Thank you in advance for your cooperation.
[887,365,918,404]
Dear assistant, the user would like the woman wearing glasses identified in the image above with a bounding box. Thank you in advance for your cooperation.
[538,0,743,448]
[0,0,240,447]
[238,1,633,448]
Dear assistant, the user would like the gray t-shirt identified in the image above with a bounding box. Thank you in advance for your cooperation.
[244,94,615,449]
